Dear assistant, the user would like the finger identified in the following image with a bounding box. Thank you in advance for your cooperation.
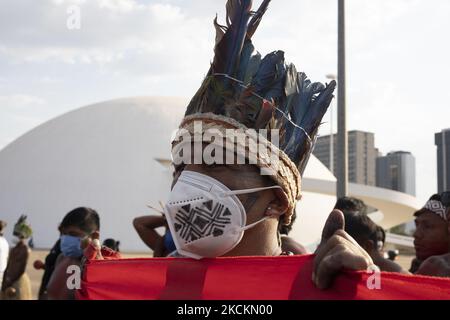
[81,237,91,250]
[314,229,373,278]
[313,232,353,278]
[315,247,370,290]
[89,230,102,249]
[327,228,372,262]
[91,231,100,240]
[83,242,98,260]
[331,229,373,262]
[314,245,345,289]
[318,210,345,248]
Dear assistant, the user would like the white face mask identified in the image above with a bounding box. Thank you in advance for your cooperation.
[164,170,282,259]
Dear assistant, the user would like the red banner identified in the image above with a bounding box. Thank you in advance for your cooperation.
[76,254,450,300]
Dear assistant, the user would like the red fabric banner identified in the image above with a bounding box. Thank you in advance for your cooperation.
[76,254,450,300]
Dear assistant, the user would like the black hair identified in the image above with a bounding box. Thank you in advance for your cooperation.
[388,250,399,261]
[343,213,378,247]
[102,238,120,252]
[59,207,100,234]
[376,225,386,244]
[334,197,368,215]
[429,194,441,201]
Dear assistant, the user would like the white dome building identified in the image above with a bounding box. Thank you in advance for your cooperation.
[0,97,420,252]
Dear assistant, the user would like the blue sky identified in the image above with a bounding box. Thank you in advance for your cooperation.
[1,0,449,204]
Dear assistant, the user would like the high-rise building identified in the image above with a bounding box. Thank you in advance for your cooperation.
[313,130,377,186]
[376,151,416,196]
[435,129,450,193]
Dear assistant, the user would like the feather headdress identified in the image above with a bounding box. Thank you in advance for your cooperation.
[175,0,336,224]
[13,214,32,239]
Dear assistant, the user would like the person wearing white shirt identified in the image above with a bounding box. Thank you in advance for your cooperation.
[0,220,9,289]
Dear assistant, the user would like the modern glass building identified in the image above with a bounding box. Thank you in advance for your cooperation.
[376,151,416,196]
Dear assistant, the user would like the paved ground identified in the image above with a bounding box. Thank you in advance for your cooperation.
[24,249,414,300]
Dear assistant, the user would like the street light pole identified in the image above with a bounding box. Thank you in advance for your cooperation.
[337,0,348,198]
[326,74,337,176]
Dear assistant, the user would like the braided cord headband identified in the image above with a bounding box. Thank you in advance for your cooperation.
[171,113,302,225]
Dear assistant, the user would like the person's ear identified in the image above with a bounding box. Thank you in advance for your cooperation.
[265,190,289,218]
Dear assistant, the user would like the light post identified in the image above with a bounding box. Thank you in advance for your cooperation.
[337,0,348,198]
[326,74,337,176]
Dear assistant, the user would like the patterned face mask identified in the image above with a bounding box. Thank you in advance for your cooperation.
[164,170,282,259]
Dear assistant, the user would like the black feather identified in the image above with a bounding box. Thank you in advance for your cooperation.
[184,0,336,175]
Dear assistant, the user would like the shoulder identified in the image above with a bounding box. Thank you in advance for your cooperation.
[280,236,309,255]
[416,253,450,277]
[378,258,406,273]
[17,243,29,254]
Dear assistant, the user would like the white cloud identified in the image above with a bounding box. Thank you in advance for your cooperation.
[0,94,46,109]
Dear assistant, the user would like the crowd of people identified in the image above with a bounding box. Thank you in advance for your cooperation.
[0,191,449,300]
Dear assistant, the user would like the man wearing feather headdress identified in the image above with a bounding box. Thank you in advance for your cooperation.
[164,0,375,289]
[1,215,32,300]
[87,0,377,290]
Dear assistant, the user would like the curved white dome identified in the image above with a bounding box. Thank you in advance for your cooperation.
[0,97,337,251]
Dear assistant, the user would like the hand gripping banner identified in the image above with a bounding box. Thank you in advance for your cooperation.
[76,255,450,300]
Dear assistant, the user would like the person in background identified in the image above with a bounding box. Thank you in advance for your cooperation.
[376,226,386,252]
[133,215,176,257]
[47,207,101,299]
[132,166,183,257]
[102,238,120,252]
[0,220,9,290]
[388,250,399,261]
[334,196,368,215]
[34,238,61,300]
[278,212,308,255]
[343,213,406,273]
[411,192,450,277]
[1,215,33,300]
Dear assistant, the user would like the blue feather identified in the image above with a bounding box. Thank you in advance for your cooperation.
[247,0,271,39]
[213,0,252,75]
[185,0,336,175]
[252,51,286,97]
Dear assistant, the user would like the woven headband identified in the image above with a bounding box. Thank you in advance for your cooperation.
[172,113,301,225]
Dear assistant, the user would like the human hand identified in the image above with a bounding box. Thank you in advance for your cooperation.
[313,209,375,289]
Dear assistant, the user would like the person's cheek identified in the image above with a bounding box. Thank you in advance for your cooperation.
[428,228,447,253]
